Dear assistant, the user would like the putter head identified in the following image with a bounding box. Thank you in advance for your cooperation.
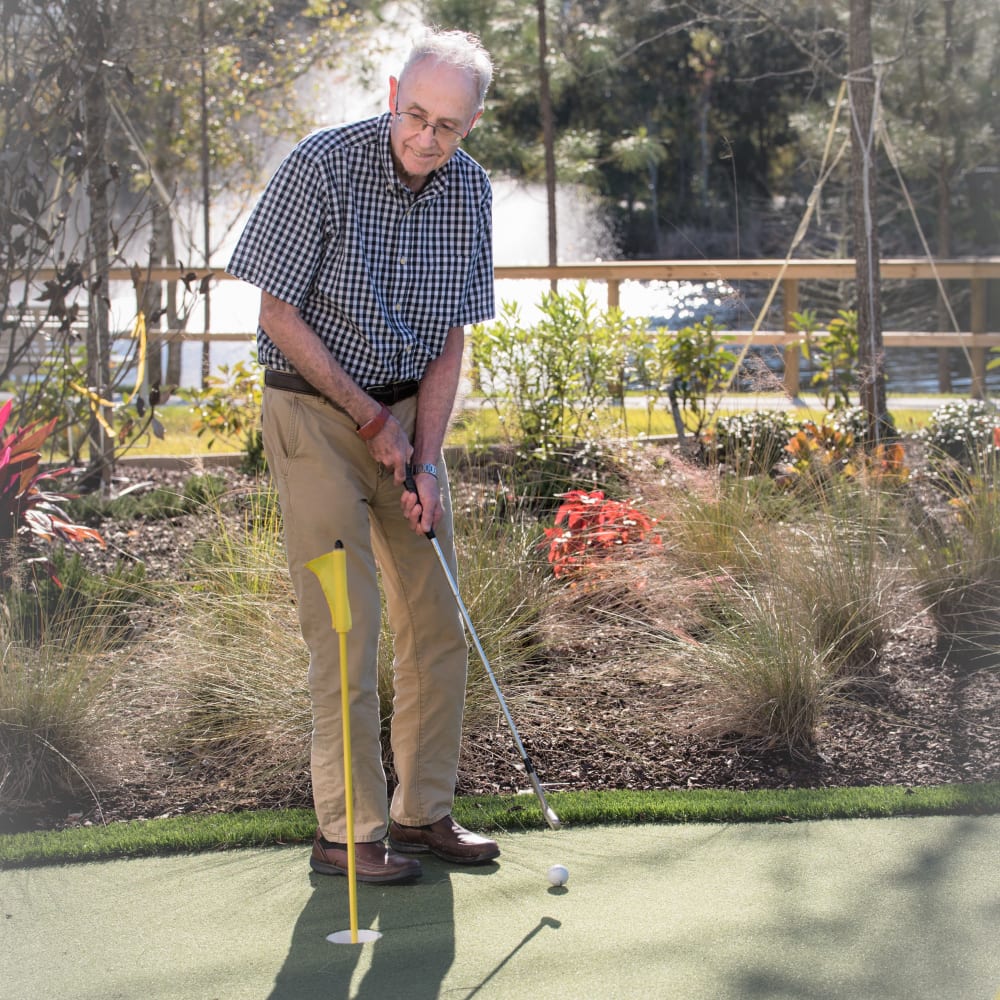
[530,772,561,830]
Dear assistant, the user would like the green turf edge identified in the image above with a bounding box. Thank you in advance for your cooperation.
[2,781,998,868]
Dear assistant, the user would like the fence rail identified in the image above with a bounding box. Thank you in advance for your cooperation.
[24,257,1000,396]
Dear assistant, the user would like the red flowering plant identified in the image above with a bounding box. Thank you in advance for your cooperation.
[0,398,104,586]
[542,489,662,579]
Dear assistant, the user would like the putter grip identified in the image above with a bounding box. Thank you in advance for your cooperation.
[404,465,436,540]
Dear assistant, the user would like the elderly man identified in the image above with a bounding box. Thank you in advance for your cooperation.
[227,29,498,883]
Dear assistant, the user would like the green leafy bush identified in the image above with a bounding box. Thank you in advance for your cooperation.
[181,357,265,475]
[472,284,644,459]
[710,409,795,475]
[662,316,738,437]
[793,308,859,412]
[921,399,1000,469]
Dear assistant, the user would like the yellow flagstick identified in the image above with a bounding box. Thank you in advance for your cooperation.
[306,541,365,945]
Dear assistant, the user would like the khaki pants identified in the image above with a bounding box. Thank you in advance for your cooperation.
[262,387,468,843]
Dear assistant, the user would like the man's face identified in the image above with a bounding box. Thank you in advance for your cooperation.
[388,58,482,191]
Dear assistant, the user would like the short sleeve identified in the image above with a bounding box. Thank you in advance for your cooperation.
[226,146,329,308]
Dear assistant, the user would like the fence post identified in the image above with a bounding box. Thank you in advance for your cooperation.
[970,278,987,399]
[782,277,801,397]
[607,278,620,311]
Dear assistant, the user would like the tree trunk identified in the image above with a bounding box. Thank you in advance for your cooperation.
[199,0,212,387]
[849,0,890,442]
[81,1,116,491]
[536,0,558,284]
[934,0,955,393]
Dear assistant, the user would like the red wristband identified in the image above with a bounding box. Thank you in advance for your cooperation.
[357,403,390,441]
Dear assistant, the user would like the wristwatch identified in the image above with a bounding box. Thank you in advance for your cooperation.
[410,463,438,478]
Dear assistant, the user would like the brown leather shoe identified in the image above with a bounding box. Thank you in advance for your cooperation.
[388,815,500,864]
[310,831,422,884]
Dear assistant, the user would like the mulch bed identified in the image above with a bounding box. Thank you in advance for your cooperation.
[5,449,999,835]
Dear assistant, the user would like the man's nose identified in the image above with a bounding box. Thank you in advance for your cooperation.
[415,123,440,147]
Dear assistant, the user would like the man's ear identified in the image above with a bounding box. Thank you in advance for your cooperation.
[388,76,399,112]
[465,109,483,136]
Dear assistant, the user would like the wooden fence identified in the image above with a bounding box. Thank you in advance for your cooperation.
[18,257,1000,397]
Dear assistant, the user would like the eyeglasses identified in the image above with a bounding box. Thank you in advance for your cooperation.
[393,108,466,148]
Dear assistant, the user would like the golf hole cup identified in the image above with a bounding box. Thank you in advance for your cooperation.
[547,864,569,887]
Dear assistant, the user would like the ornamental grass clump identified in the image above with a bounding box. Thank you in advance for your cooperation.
[0,645,115,813]
[446,474,554,723]
[908,453,1000,660]
[160,485,312,791]
[161,472,556,791]
[663,468,793,580]
[676,580,838,754]
[779,481,909,676]
[648,453,915,750]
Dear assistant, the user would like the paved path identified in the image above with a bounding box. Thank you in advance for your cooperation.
[3,815,998,999]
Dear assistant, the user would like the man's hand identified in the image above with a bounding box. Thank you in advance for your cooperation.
[361,405,413,483]
[402,469,443,535]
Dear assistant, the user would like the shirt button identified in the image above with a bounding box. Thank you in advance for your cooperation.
[399,256,406,265]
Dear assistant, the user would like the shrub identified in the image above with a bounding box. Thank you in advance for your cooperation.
[543,489,661,579]
[662,316,738,437]
[830,405,869,440]
[780,417,909,494]
[921,399,1000,470]
[710,409,795,475]
[471,285,643,459]
[793,308,859,412]
[0,398,104,587]
[181,356,265,475]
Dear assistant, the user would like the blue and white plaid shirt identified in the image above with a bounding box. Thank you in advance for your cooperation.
[227,113,494,387]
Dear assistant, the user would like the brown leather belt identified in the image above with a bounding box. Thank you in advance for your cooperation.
[264,369,419,405]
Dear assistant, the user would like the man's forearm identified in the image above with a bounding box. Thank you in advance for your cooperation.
[412,326,464,465]
[259,291,382,427]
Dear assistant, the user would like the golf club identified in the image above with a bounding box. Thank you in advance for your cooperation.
[405,466,561,830]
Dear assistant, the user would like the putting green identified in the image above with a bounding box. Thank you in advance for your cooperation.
[2,816,998,999]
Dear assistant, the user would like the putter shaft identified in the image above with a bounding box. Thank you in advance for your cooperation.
[405,468,560,830]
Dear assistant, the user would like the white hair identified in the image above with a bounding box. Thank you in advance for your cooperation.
[401,29,494,109]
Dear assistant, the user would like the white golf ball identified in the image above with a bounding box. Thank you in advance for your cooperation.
[547,864,569,886]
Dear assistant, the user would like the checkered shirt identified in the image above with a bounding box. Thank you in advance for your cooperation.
[226,113,494,386]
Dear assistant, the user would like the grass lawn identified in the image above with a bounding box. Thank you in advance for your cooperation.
[132,396,939,461]
[3,782,998,867]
